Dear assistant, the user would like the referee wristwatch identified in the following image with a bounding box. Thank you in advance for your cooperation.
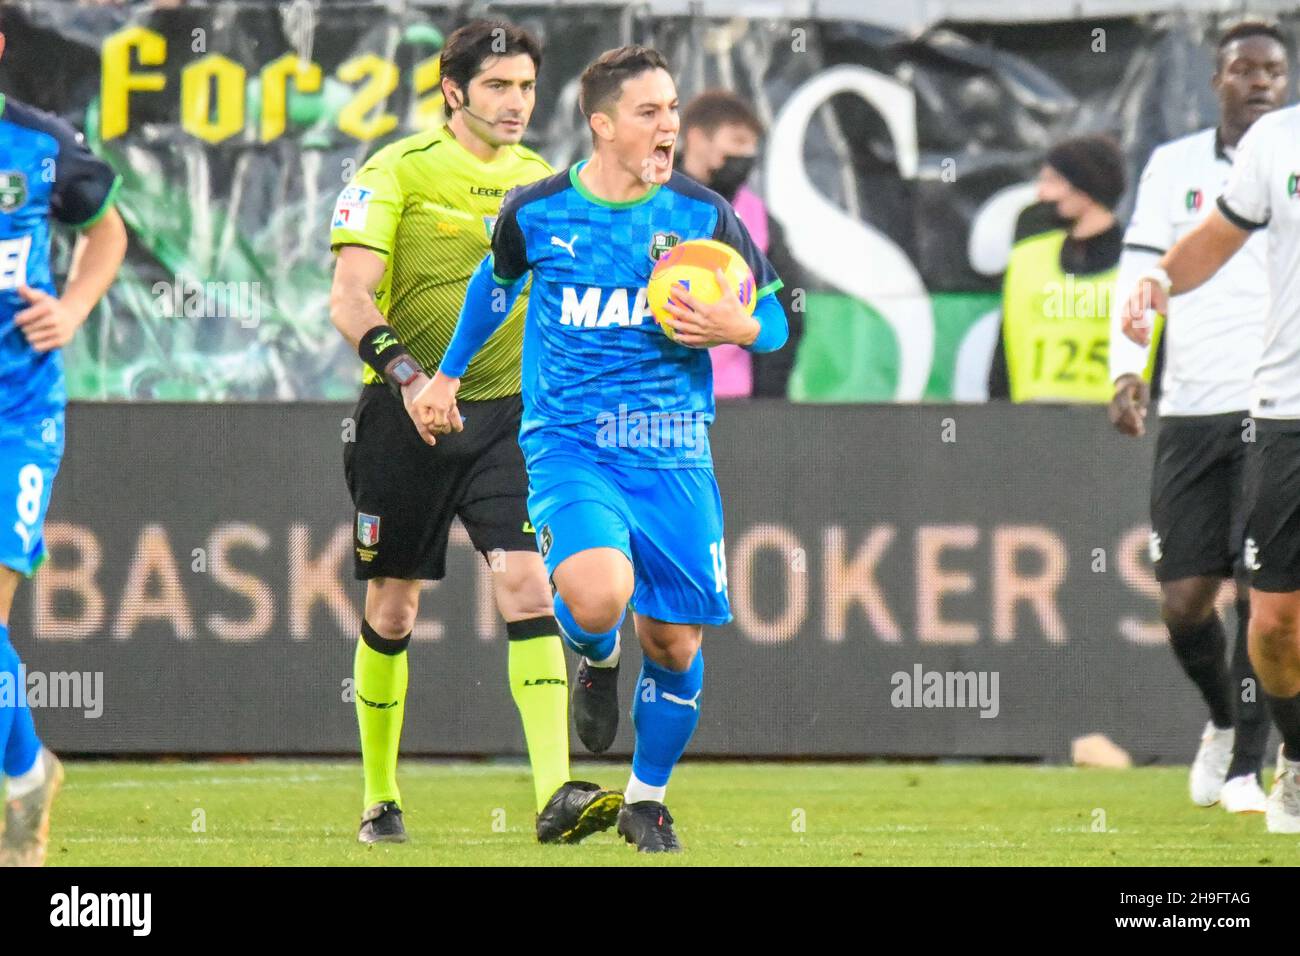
[358,325,427,398]
[386,355,422,390]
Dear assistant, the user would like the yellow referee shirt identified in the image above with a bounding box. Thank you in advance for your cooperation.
[330,124,552,400]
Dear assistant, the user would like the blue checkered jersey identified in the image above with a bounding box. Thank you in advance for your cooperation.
[0,95,119,419]
[489,162,782,469]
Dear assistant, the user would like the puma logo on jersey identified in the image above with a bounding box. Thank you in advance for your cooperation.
[559,286,653,328]
[550,234,579,258]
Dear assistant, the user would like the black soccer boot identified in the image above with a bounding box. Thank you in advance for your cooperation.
[617,800,682,853]
[572,658,620,754]
[357,801,407,845]
[536,780,624,844]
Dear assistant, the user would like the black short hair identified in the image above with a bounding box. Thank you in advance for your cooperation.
[680,90,764,139]
[578,45,671,121]
[1216,19,1289,70]
[439,18,542,118]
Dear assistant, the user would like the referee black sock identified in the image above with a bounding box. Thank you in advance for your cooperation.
[1266,690,1300,763]
[1227,597,1270,780]
[1168,613,1233,730]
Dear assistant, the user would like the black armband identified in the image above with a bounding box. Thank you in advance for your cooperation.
[358,325,425,397]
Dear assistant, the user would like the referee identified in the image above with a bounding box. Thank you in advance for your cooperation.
[1109,20,1287,814]
[328,19,621,845]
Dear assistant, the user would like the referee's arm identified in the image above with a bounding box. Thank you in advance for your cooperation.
[329,246,390,349]
[330,246,439,446]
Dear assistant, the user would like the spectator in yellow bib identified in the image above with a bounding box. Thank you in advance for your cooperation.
[988,134,1127,403]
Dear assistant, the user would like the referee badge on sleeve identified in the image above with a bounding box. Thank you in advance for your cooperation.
[333,186,372,230]
[357,513,381,548]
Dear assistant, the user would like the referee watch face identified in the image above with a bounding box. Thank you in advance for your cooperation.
[388,357,421,388]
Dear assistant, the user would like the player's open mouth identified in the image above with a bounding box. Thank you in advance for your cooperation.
[652,140,675,166]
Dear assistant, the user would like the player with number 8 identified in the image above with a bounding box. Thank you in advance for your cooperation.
[0,22,127,866]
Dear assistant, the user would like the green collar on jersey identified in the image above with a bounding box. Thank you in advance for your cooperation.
[0,94,6,121]
[569,160,661,209]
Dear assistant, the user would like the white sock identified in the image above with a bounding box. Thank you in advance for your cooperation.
[7,754,45,799]
[624,771,666,805]
[586,633,621,669]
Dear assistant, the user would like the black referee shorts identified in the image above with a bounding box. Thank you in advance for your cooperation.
[1244,421,1300,594]
[343,384,536,581]
[1149,412,1254,583]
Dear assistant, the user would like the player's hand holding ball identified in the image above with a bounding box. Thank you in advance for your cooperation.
[411,369,463,443]
[648,238,759,348]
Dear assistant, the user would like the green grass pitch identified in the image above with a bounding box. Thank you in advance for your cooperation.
[47,760,1295,866]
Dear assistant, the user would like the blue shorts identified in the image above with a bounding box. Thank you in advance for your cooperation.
[527,451,730,626]
[0,410,64,577]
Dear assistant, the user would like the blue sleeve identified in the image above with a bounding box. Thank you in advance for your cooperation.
[439,254,524,377]
[747,292,788,354]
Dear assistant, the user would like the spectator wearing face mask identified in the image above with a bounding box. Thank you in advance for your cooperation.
[677,91,806,399]
[988,134,1127,402]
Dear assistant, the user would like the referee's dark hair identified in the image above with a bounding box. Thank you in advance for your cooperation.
[1215,19,1289,69]
[579,45,671,122]
[439,18,542,119]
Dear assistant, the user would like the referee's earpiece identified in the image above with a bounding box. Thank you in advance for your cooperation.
[447,85,498,127]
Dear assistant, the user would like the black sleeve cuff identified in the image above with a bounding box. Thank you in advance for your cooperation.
[1122,242,1167,256]
[1217,195,1268,231]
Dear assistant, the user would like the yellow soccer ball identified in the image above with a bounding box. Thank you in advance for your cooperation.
[646,238,756,341]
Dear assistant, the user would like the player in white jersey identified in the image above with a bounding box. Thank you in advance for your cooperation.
[1109,22,1286,815]
[1122,25,1300,834]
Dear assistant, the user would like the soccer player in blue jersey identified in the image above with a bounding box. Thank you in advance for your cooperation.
[421,45,787,852]
[0,26,127,865]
